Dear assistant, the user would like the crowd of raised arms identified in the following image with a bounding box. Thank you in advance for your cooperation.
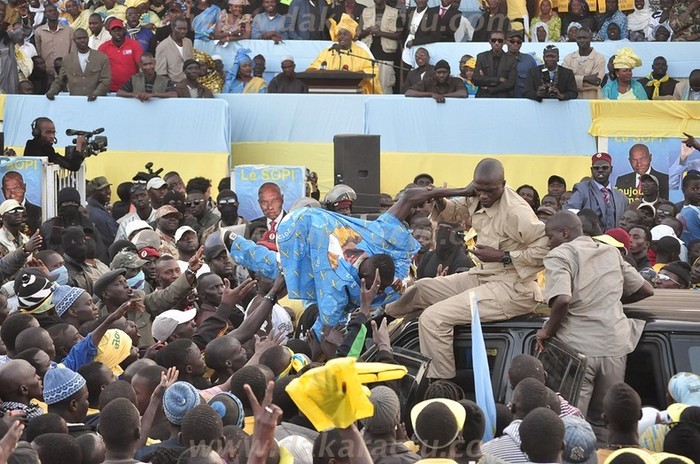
[0,150,698,463]
[0,0,698,97]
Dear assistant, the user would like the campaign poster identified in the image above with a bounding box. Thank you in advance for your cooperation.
[599,137,691,204]
[0,157,43,204]
[232,165,306,221]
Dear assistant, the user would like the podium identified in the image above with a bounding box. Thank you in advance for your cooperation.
[296,71,372,94]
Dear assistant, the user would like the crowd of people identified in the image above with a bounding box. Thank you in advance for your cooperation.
[0,0,698,95]
[0,143,698,463]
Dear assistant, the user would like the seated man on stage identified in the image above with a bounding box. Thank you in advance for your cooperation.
[306,13,383,94]
[225,186,459,338]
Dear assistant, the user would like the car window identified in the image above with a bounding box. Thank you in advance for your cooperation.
[626,335,671,410]
[670,335,700,379]
[455,336,510,403]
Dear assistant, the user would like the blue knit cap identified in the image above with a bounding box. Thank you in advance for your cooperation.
[52,285,86,317]
[208,391,244,428]
[43,366,86,405]
[163,381,201,425]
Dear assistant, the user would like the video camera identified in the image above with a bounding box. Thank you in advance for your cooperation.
[541,67,559,97]
[66,128,108,157]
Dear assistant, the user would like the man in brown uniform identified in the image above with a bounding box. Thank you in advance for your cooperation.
[386,158,548,379]
[536,211,653,426]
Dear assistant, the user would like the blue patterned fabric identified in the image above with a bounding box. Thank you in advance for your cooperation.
[43,366,86,405]
[229,208,419,336]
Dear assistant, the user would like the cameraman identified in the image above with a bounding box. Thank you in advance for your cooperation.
[24,117,87,172]
[523,45,578,102]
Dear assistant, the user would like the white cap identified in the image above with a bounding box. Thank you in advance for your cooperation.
[651,224,676,240]
[147,177,167,190]
[281,55,294,64]
[151,309,197,342]
[124,220,153,240]
[174,225,197,242]
[0,199,24,216]
[211,54,222,61]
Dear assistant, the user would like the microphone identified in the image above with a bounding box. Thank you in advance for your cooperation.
[329,43,341,52]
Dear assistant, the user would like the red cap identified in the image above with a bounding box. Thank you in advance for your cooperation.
[108,18,125,30]
[591,152,612,165]
[257,239,278,252]
[138,247,161,259]
[606,228,630,252]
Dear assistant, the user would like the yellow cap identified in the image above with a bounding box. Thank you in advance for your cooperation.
[651,452,693,464]
[604,448,654,464]
[95,329,133,376]
[667,403,690,422]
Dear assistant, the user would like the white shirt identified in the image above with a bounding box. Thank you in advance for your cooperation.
[89,28,111,50]
[266,212,284,231]
[78,51,90,73]
[175,43,184,57]
[402,7,428,65]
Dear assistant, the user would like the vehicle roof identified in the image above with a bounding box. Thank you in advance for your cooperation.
[457,289,700,332]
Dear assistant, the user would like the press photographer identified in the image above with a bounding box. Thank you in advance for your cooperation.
[23,117,107,172]
[523,45,578,102]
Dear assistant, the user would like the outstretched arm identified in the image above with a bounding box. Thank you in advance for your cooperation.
[387,186,474,222]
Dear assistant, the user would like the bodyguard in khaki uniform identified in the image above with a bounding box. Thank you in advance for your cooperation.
[386,158,549,379]
[536,211,653,427]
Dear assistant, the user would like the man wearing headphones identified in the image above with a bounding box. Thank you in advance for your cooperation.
[24,117,87,172]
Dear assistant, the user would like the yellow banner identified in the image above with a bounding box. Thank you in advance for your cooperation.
[589,101,700,138]
[232,142,591,198]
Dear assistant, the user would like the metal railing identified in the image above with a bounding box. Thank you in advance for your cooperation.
[44,163,86,221]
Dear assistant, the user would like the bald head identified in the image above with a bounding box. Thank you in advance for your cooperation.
[474,158,505,182]
[545,211,583,249]
[472,158,506,208]
[0,359,42,403]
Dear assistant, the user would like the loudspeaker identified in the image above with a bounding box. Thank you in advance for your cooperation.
[333,134,380,214]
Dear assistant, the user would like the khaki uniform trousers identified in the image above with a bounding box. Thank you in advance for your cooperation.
[576,354,627,426]
[386,272,540,378]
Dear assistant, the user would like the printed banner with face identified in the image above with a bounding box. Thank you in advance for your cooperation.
[231,165,306,222]
[599,137,695,204]
[0,157,44,231]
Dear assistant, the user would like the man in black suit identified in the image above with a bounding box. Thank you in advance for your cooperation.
[429,0,461,42]
[252,182,286,241]
[523,45,578,102]
[615,143,670,201]
[472,30,517,98]
[2,171,42,234]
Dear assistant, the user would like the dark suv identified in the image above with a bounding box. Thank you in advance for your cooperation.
[384,289,700,411]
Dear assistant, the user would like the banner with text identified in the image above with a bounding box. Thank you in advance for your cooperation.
[232,165,306,221]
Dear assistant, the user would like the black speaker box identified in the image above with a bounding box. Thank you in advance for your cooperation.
[333,134,380,213]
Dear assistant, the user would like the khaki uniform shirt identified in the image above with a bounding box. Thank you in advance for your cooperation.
[562,49,606,100]
[433,186,549,283]
[544,235,646,357]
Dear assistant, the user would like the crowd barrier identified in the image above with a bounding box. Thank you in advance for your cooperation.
[1,94,698,198]
[195,39,700,81]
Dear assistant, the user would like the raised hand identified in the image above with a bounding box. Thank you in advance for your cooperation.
[188,246,205,272]
[221,278,257,306]
[360,269,381,316]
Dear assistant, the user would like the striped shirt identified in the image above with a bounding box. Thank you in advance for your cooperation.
[481,420,529,464]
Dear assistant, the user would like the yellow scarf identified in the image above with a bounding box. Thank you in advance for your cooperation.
[645,72,670,99]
